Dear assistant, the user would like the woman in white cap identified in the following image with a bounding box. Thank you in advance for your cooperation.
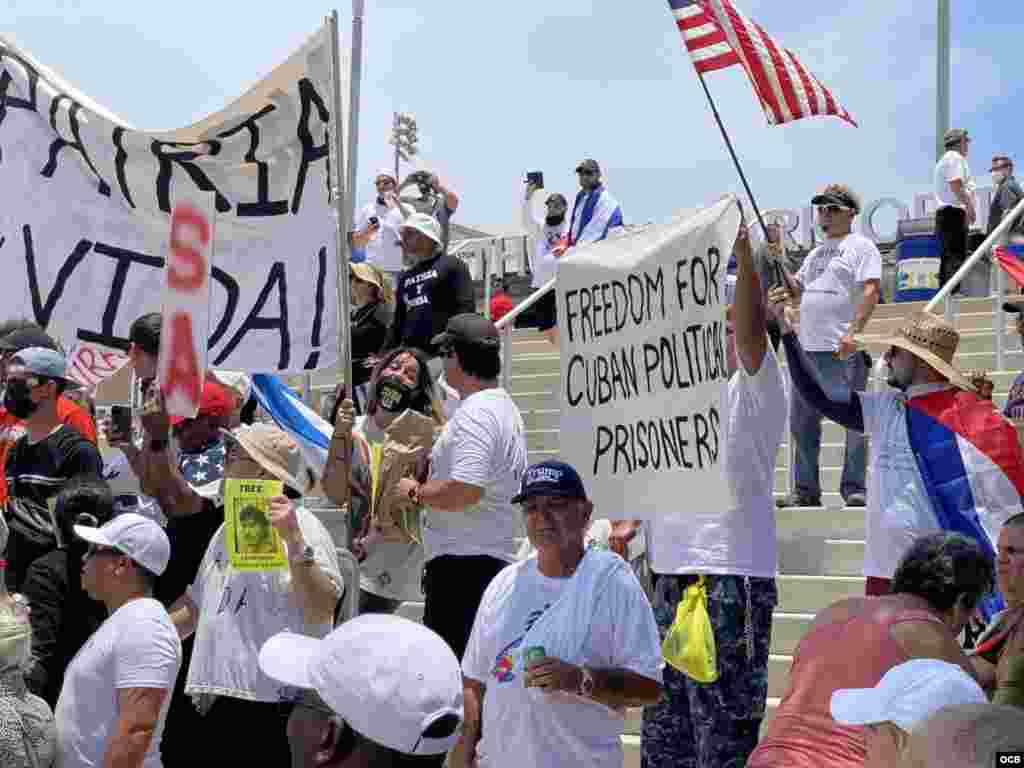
[0,588,55,767]
[167,423,344,767]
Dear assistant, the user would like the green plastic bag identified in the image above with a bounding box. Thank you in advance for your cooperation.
[661,576,719,683]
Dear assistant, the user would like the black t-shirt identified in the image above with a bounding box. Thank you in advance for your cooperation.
[4,425,104,590]
[6,425,104,540]
[386,253,476,357]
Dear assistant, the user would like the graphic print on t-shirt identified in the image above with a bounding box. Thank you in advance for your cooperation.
[490,603,550,684]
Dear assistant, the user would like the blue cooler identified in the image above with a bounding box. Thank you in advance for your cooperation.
[895,235,942,302]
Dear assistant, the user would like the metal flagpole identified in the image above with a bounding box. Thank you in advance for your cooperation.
[328,8,355,399]
[936,0,951,162]
[697,72,771,241]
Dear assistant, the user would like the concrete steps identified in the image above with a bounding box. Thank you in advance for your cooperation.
[495,297,1009,766]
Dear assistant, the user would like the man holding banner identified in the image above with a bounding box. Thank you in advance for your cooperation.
[638,215,787,768]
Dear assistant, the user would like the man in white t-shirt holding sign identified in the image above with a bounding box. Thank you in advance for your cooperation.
[779,184,881,509]
[396,313,528,664]
[933,128,975,292]
[615,215,787,768]
[454,459,662,768]
[55,514,181,768]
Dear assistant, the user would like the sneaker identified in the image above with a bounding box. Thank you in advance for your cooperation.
[845,492,867,507]
[775,493,822,508]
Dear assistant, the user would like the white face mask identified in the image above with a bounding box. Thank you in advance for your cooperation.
[993,170,1008,186]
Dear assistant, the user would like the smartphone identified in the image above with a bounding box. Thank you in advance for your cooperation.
[526,171,544,188]
[111,405,132,437]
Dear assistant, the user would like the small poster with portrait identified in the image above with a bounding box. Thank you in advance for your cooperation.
[224,478,288,571]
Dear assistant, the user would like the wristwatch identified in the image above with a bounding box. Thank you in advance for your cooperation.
[290,544,316,567]
[578,666,595,698]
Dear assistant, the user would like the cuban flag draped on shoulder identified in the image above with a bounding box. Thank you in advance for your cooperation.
[568,186,624,246]
[905,388,1024,619]
[250,374,332,479]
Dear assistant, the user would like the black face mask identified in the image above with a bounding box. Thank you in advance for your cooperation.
[376,376,415,413]
[545,213,565,227]
[4,379,39,419]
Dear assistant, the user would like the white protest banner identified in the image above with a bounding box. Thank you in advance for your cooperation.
[0,24,347,373]
[158,198,215,420]
[558,196,740,521]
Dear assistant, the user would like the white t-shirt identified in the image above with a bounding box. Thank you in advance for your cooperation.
[55,598,181,768]
[185,505,344,702]
[646,345,787,577]
[352,414,426,603]
[354,199,413,273]
[796,232,882,352]
[423,388,528,563]
[462,558,662,768]
[934,150,970,210]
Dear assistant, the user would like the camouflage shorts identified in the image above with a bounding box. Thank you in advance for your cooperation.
[642,573,778,768]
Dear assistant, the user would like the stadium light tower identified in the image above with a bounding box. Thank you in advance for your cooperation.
[390,112,418,181]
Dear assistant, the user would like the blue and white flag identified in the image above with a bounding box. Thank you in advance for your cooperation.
[568,186,623,246]
[251,374,332,479]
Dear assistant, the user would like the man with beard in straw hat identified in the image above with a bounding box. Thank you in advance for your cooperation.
[767,284,1024,608]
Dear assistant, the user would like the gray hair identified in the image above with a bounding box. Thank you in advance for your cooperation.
[920,704,1024,767]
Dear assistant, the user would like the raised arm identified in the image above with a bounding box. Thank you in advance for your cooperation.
[732,213,767,375]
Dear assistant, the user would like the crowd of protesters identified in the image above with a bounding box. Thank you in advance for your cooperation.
[3,148,1024,768]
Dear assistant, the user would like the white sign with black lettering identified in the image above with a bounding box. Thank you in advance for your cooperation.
[558,197,739,520]
[0,26,347,372]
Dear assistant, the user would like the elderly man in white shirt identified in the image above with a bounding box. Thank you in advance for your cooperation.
[454,459,662,768]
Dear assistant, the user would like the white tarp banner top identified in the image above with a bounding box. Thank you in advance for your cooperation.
[558,196,739,521]
[0,24,347,372]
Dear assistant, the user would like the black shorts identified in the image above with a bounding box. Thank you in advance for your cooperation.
[535,290,557,331]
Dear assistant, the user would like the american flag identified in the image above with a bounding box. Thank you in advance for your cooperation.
[668,0,857,127]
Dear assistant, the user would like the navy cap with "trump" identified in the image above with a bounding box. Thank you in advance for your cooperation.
[511,460,588,504]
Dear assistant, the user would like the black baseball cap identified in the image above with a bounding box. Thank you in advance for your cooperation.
[511,460,588,504]
[431,314,500,349]
[811,189,860,212]
[0,327,59,353]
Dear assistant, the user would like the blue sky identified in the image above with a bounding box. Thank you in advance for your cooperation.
[4,1,1021,238]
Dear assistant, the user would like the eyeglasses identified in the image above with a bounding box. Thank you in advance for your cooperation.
[74,513,100,528]
[576,169,597,176]
[817,205,851,215]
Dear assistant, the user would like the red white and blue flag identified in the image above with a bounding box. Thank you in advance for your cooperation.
[906,388,1024,618]
[667,0,857,126]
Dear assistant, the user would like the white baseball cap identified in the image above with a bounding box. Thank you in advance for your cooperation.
[830,658,987,732]
[73,513,171,576]
[259,614,463,755]
[400,213,442,246]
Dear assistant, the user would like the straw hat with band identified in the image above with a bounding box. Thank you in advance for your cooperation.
[221,423,312,495]
[350,262,395,306]
[856,311,972,391]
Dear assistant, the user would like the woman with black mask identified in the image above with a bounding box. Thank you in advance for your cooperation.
[322,347,442,614]
[20,476,113,707]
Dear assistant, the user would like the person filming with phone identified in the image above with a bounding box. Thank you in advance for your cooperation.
[522,172,569,346]
[352,169,414,287]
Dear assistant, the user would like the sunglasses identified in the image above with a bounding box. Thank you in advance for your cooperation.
[439,345,457,359]
[576,169,597,176]
[817,205,851,215]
